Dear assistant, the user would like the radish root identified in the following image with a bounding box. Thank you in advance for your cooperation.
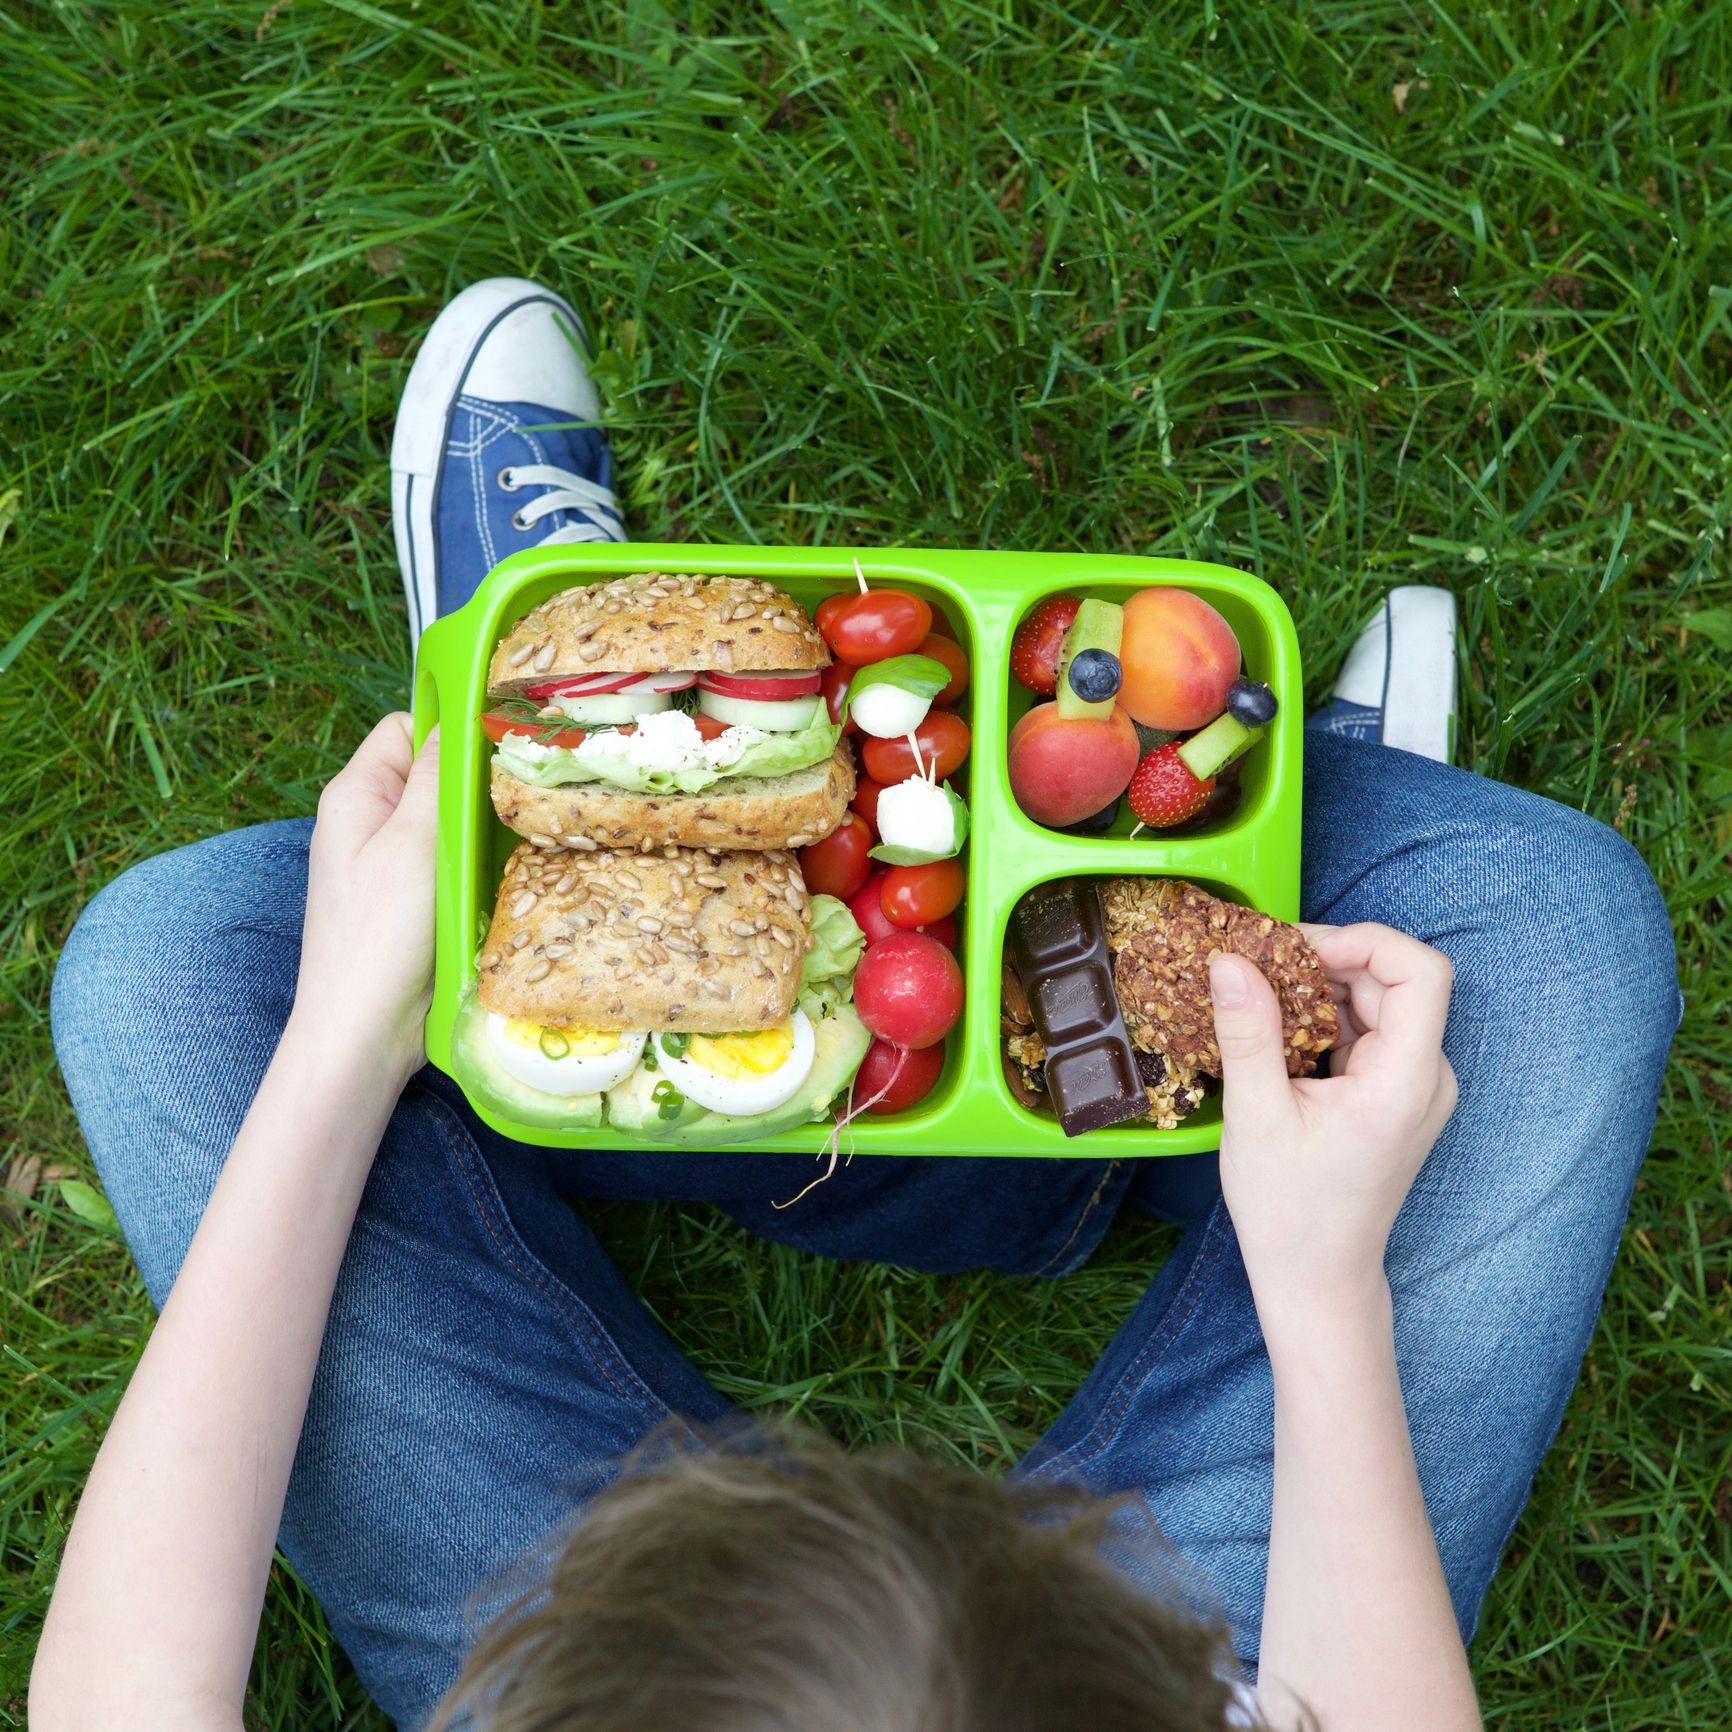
[772,1048,908,1209]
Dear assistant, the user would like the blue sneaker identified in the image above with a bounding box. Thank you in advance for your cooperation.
[1307,584,1458,763]
[390,277,626,647]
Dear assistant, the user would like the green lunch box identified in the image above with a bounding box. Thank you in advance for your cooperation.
[411,545,1302,1158]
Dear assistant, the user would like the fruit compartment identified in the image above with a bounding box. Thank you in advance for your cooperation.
[414,544,1300,1156]
[1003,576,1291,844]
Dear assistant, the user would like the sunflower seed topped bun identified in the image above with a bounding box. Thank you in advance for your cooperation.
[477,840,813,1034]
[489,572,830,694]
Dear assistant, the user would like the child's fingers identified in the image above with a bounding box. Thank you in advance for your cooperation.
[1210,953,1295,1139]
[1302,923,1453,1068]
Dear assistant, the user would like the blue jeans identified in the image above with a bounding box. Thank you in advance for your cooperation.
[51,733,1677,1729]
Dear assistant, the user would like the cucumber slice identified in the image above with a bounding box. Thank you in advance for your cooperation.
[552,691,675,724]
[696,689,822,732]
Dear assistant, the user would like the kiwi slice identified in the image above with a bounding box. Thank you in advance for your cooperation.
[1054,598,1125,721]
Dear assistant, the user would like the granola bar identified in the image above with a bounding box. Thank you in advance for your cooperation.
[1102,878,1338,1078]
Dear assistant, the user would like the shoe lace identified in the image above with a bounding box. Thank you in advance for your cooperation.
[499,463,623,544]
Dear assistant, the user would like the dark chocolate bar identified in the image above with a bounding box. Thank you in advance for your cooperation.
[1006,879,1147,1136]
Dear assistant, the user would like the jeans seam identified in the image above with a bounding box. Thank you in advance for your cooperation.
[420,1087,672,1427]
[1031,1200,1233,1479]
[1031,1160,1124,1279]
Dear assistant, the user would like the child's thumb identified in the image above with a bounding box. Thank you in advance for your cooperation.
[1209,953,1292,1129]
[395,725,441,835]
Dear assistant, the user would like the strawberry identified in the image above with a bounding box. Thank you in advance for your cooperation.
[1010,594,1081,695]
[1127,743,1215,829]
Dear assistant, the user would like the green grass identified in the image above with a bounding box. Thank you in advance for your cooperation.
[3,0,1729,1724]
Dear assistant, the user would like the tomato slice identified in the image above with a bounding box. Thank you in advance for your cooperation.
[691,711,732,740]
[482,711,587,750]
[696,669,823,700]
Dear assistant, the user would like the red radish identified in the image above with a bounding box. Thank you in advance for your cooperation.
[696,669,822,699]
[855,933,963,1049]
[847,870,900,944]
[854,1038,945,1114]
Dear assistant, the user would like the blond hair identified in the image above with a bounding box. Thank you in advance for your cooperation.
[431,1425,1259,1731]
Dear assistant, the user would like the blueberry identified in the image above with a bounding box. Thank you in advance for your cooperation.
[1067,648,1123,703]
[1226,677,1278,727]
[1063,796,1119,835]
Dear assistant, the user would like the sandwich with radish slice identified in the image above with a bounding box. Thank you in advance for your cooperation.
[484,571,855,852]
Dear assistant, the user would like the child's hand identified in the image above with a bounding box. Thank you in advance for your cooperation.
[1210,923,1458,1325]
[296,714,440,1082]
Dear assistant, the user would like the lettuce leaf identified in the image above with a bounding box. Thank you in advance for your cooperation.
[493,713,841,795]
[799,894,865,1017]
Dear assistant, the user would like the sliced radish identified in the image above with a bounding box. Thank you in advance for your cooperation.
[697,669,823,699]
[524,671,637,699]
[695,688,822,732]
[620,671,697,694]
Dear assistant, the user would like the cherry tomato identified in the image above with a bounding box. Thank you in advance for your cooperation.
[847,869,900,944]
[881,859,965,929]
[861,710,971,783]
[919,913,959,951]
[482,711,585,749]
[854,1037,946,1114]
[815,593,851,639]
[855,933,963,1049]
[915,633,969,707]
[852,774,888,837]
[820,661,860,736]
[799,815,872,902]
[822,589,932,664]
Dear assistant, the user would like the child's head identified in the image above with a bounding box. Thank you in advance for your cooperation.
[432,1426,1253,1731]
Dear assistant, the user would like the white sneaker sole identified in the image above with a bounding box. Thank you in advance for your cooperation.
[390,277,593,646]
[1333,585,1458,763]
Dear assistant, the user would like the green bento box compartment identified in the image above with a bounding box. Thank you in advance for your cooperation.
[411,545,1303,1157]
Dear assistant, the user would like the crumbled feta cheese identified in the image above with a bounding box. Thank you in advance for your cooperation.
[572,707,767,772]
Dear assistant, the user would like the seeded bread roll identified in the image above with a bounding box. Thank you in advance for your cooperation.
[477,842,813,1034]
[489,572,830,692]
[491,746,855,854]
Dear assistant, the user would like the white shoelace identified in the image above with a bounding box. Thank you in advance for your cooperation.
[499,463,623,544]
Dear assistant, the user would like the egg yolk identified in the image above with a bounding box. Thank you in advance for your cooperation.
[686,1024,795,1078]
[502,1019,622,1058]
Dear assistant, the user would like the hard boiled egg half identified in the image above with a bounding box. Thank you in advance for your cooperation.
[485,1015,647,1096]
[652,1009,816,1116]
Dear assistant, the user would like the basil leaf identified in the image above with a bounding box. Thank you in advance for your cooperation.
[840,654,949,723]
